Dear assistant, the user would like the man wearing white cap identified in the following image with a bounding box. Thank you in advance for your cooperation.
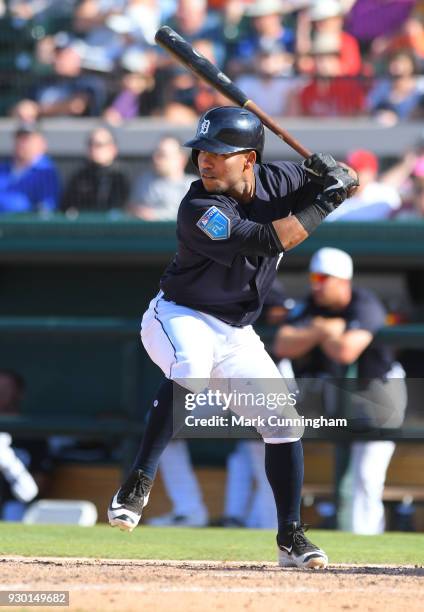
[274,247,407,534]
[305,0,362,77]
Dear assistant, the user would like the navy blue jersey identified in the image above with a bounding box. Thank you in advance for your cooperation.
[160,161,321,326]
[289,287,394,379]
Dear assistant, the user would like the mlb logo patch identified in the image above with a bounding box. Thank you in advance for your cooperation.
[197,206,230,240]
[198,206,217,227]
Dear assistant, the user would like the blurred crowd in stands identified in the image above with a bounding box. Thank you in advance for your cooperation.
[1,119,424,220]
[0,1,424,218]
[0,0,422,123]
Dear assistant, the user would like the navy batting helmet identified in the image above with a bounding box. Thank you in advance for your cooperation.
[184,106,265,167]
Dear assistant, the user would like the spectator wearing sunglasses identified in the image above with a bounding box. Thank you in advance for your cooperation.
[61,126,130,214]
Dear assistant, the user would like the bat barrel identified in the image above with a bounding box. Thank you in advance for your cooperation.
[155,26,248,107]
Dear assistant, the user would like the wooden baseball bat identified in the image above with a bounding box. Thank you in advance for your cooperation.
[155,26,312,159]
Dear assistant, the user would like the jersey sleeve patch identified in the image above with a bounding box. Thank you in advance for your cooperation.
[196,206,231,240]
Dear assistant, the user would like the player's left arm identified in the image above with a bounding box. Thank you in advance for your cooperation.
[318,292,385,365]
[320,329,373,365]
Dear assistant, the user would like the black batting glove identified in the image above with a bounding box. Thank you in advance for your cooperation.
[294,166,359,235]
[302,153,338,182]
[318,166,360,210]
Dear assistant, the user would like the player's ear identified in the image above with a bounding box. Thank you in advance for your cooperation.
[244,150,256,169]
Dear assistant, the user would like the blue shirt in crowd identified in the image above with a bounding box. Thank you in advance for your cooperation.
[0,155,61,213]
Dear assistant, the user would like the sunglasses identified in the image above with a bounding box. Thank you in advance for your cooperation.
[89,140,113,148]
[309,272,331,284]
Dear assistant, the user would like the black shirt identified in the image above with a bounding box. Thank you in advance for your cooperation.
[61,161,130,212]
[289,287,394,379]
[161,161,321,326]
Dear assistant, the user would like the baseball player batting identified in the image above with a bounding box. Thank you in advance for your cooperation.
[108,106,358,569]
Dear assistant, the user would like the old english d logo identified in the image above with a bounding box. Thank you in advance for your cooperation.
[200,119,210,135]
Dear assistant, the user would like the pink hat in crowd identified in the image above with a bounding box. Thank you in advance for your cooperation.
[346,149,378,173]
[413,156,424,178]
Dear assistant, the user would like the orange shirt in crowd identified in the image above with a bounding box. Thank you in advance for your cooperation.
[386,31,424,59]
[339,31,362,76]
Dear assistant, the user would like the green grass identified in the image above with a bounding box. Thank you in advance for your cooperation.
[0,524,423,565]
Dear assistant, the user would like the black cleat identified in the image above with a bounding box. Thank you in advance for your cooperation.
[277,522,328,569]
[108,469,153,532]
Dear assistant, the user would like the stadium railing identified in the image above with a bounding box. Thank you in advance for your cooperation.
[0,118,422,159]
[0,214,424,266]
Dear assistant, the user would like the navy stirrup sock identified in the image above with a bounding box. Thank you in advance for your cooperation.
[132,379,174,480]
[265,440,304,536]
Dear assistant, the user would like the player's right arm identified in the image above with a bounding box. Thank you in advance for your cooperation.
[179,158,358,264]
[272,165,358,250]
[271,216,308,251]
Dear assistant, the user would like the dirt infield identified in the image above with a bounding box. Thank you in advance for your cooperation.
[0,557,423,612]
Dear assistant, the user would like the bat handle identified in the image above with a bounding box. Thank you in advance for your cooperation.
[245,100,312,159]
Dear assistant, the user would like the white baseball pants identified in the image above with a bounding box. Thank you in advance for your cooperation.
[349,440,396,535]
[141,292,300,443]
